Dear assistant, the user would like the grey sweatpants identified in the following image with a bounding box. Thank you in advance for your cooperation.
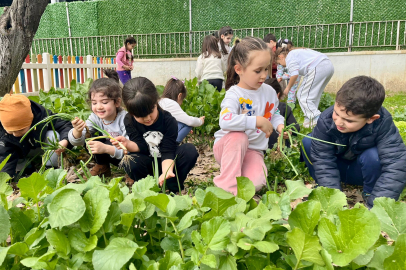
[297,59,334,120]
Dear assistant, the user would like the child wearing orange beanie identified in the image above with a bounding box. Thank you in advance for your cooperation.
[0,94,72,178]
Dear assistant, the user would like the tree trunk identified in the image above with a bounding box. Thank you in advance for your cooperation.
[0,0,48,97]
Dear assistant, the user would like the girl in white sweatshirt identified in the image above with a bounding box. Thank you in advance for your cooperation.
[159,77,205,143]
[213,37,288,195]
[195,35,226,91]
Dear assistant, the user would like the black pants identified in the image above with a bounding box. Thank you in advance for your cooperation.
[89,138,121,167]
[207,79,223,92]
[124,143,199,192]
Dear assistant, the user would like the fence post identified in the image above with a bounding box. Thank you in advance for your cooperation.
[396,20,401,50]
[87,55,93,80]
[42,53,52,91]
[348,0,354,52]
[189,0,192,58]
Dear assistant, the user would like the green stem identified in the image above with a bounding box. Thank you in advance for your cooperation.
[169,220,185,262]
[36,201,41,222]
[274,177,278,193]
[102,228,109,246]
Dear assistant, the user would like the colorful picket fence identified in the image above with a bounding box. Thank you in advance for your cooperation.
[12,53,117,94]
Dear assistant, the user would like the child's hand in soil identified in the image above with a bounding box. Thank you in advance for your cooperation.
[87,140,107,154]
[256,116,273,138]
[55,139,69,155]
[159,171,176,187]
[72,117,86,133]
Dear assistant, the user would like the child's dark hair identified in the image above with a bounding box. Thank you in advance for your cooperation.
[202,35,221,58]
[125,36,137,46]
[162,78,187,101]
[219,26,233,55]
[225,36,269,90]
[264,78,282,96]
[336,76,385,118]
[122,77,160,118]
[103,69,120,83]
[263,33,276,43]
[88,75,123,112]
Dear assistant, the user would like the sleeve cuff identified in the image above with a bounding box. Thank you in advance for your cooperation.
[68,129,85,146]
[110,148,124,159]
[245,116,257,130]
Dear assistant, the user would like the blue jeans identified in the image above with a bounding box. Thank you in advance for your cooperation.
[302,134,381,193]
[177,122,192,143]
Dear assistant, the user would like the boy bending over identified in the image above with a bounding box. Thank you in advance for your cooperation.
[0,94,72,178]
[302,76,406,208]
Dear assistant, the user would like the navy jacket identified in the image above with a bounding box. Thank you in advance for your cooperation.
[311,105,406,206]
[0,101,72,177]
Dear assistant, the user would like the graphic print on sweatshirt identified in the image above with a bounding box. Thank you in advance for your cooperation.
[143,131,164,157]
[239,98,255,116]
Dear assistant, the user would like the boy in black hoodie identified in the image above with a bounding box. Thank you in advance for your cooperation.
[0,94,72,178]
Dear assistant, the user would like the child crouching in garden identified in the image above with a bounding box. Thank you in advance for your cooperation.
[213,37,288,195]
[112,77,199,192]
[159,77,205,143]
[0,94,72,178]
[68,69,127,177]
[302,76,406,208]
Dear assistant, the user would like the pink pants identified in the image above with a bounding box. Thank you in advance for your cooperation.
[213,132,267,195]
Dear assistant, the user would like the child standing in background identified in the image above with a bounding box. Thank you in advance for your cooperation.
[275,46,334,128]
[196,35,226,91]
[112,77,199,192]
[69,69,127,177]
[159,77,205,143]
[275,39,301,105]
[116,37,137,85]
[263,33,278,78]
[213,37,288,195]
[218,26,234,66]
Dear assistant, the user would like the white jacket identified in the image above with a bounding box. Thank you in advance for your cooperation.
[159,98,203,127]
[195,54,226,82]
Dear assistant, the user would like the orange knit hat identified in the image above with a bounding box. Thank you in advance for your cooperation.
[0,94,33,131]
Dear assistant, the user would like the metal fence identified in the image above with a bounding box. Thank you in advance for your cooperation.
[31,20,406,58]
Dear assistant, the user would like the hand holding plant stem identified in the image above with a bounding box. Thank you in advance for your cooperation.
[71,117,86,139]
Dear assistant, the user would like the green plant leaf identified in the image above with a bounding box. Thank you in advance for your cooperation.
[0,246,10,266]
[286,227,324,266]
[79,186,111,234]
[48,189,86,229]
[68,228,98,252]
[201,217,230,251]
[45,168,67,189]
[285,180,312,200]
[236,176,255,202]
[367,245,395,270]
[383,233,406,269]
[202,191,236,219]
[93,237,139,270]
[308,187,347,216]
[103,202,122,233]
[253,241,279,253]
[318,207,381,266]
[0,154,11,171]
[158,251,183,270]
[288,200,321,235]
[46,228,71,257]
[219,255,237,270]
[0,172,12,196]
[8,207,33,242]
[17,172,47,203]
[132,175,158,193]
[145,193,170,212]
[0,205,10,243]
[7,242,29,256]
[371,197,406,241]
[201,254,217,268]
[20,251,56,269]
[177,209,198,232]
